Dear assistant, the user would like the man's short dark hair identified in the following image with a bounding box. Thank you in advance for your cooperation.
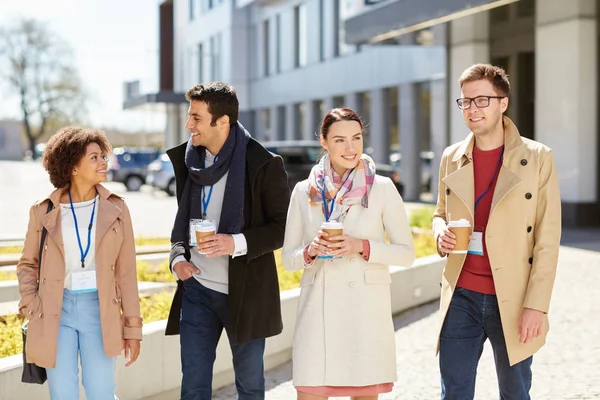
[185,82,239,126]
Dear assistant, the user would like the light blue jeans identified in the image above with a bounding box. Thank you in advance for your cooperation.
[46,289,118,400]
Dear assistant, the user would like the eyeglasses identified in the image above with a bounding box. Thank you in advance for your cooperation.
[456,96,505,110]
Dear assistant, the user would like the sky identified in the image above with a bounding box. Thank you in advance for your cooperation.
[0,0,166,132]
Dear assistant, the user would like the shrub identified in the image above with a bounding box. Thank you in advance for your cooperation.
[0,314,24,358]
[0,271,17,281]
[140,292,173,324]
[409,205,436,231]
[137,260,175,283]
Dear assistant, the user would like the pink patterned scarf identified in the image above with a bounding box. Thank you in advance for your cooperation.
[307,153,376,222]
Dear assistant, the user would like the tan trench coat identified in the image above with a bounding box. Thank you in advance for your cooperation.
[432,116,561,366]
[283,176,416,386]
[17,184,142,368]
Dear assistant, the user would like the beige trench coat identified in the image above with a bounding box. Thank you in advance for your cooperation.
[432,116,561,366]
[283,175,416,386]
[17,184,142,368]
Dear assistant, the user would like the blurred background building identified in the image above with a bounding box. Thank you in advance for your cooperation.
[124,0,599,227]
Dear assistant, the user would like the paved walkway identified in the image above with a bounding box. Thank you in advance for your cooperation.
[213,229,600,399]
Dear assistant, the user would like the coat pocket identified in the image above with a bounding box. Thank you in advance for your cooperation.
[364,269,392,284]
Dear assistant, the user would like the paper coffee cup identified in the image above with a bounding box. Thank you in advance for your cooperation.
[319,221,343,259]
[447,219,471,254]
[195,220,216,245]
[321,221,343,243]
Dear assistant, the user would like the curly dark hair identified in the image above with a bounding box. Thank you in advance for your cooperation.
[42,127,112,189]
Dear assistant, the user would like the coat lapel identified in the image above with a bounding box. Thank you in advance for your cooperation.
[443,163,475,221]
[490,166,521,214]
[41,205,65,259]
[95,185,122,250]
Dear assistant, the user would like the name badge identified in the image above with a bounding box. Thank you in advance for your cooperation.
[467,231,485,256]
[71,270,97,293]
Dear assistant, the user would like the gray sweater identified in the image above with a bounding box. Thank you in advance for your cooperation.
[172,151,247,294]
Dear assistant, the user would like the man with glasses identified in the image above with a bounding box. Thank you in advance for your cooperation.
[432,64,561,399]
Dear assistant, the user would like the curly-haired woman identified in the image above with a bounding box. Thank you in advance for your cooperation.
[17,127,142,399]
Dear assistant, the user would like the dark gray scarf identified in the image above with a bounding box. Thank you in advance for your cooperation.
[171,122,250,246]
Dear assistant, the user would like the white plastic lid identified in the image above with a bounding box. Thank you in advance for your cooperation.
[196,220,217,232]
[447,218,471,228]
[321,221,344,230]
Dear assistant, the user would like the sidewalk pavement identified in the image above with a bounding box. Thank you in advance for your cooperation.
[211,229,600,399]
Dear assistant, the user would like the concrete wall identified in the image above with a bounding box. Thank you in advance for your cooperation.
[0,255,445,400]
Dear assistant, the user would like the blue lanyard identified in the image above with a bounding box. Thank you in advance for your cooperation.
[202,155,218,218]
[322,188,337,222]
[321,172,353,221]
[474,147,504,211]
[68,190,97,269]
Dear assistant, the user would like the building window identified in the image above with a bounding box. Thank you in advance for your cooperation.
[198,43,204,83]
[358,91,371,145]
[208,0,214,10]
[294,4,307,68]
[313,100,325,129]
[295,103,305,140]
[319,0,325,61]
[516,0,535,17]
[210,34,222,81]
[386,87,399,150]
[333,96,344,108]
[335,0,355,56]
[275,14,282,73]
[189,0,195,20]
[490,4,510,23]
[277,106,286,140]
[261,108,271,131]
[263,20,270,77]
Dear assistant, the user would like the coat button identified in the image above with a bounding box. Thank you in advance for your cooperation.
[110,264,115,271]
[446,188,450,195]
[348,281,355,288]
[521,159,528,166]
[439,282,442,288]
[525,193,532,200]
[28,309,34,316]
[39,313,43,319]
[527,226,532,233]
[112,298,119,305]
[42,278,46,284]
[528,257,533,264]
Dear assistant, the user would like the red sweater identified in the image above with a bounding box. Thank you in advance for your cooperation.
[456,145,503,295]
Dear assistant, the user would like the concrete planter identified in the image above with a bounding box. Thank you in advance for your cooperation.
[0,255,444,400]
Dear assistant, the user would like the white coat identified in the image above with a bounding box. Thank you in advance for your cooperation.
[283,175,416,387]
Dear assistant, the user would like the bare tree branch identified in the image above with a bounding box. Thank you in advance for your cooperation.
[0,18,88,158]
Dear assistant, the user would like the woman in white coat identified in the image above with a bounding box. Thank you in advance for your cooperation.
[283,108,416,400]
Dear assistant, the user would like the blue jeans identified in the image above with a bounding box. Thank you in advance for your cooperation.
[46,290,118,400]
[439,287,532,400]
[180,278,266,400]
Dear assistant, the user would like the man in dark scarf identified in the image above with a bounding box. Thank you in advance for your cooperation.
[165,82,290,400]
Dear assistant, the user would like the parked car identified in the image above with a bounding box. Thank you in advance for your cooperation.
[146,153,176,196]
[107,147,161,191]
[389,150,435,192]
[262,140,395,190]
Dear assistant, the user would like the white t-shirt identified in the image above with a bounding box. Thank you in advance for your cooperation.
[60,195,99,290]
